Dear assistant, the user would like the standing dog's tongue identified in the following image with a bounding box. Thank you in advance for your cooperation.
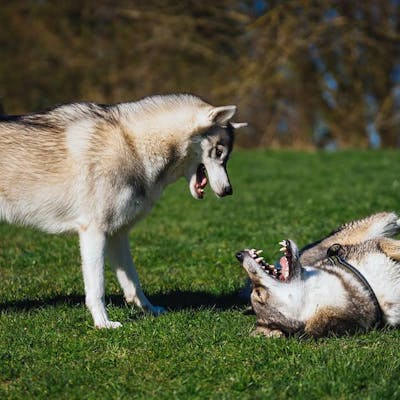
[195,164,207,198]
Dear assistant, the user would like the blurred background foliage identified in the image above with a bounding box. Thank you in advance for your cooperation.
[0,0,399,148]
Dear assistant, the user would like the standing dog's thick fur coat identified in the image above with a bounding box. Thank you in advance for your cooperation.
[0,94,246,328]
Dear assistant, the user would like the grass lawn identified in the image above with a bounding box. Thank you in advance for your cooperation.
[1,150,400,399]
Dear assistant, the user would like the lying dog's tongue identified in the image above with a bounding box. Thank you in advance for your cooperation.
[279,256,290,281]
[195,164,207,198]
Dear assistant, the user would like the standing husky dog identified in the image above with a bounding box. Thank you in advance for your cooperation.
[0,94,247,328]
[236,212,400,337]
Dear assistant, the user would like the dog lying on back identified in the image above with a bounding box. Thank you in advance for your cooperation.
[236,212,400,338]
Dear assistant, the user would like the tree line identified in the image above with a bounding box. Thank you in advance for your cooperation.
[1,0,399,148]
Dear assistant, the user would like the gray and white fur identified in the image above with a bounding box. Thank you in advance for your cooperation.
[0,94,247,328]
[237,212,400,337]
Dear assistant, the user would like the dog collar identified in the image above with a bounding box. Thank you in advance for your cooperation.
[327,244,383,329]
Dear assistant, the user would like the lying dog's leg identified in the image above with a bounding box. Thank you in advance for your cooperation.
[79,227,122,329]
[377,238,400,261]
[107,232,166,316]
[300,212,400,265]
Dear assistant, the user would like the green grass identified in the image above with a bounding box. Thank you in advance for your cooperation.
[1,150,400,399]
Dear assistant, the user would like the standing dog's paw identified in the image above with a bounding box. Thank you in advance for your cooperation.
[95,320,123,329]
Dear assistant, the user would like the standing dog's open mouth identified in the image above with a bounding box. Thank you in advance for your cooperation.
[194,164,208,199]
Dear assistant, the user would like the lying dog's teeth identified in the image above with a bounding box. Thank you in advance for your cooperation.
[280,246,286,252]
[255,250,263,255]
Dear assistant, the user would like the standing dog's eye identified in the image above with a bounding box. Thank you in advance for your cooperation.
[216,149,223,158]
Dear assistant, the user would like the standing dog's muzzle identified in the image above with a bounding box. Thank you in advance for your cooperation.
[221,185,233,196]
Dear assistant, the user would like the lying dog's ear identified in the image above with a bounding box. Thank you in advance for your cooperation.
[208,105,237,126]
[251,286,269,304]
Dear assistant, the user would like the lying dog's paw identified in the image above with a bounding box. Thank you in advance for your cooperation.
[251,326,284,338]
[381,212,400,237]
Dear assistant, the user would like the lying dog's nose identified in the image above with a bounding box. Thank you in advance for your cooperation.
[223,186,233,196]
[235,251,244,262]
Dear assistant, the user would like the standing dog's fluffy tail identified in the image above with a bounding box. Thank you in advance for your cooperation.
[300,212,400,265]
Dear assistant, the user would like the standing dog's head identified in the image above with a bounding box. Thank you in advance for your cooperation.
[185,105,247,199]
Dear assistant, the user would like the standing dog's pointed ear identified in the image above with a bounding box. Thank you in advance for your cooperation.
[230,122,248,129]
[194,104,240,134]
[208,105,237,126]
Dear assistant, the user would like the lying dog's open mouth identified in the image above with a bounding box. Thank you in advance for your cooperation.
[240,240,294,282]
[194,163,208,199]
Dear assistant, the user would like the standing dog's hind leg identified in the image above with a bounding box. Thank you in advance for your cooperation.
[107,232,166,316]
[79,227,122,329]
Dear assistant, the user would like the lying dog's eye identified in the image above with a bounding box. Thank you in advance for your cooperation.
[216,149,223,158]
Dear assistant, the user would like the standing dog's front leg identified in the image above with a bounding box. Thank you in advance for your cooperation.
[107,232,166,316]
[79,227,122,329]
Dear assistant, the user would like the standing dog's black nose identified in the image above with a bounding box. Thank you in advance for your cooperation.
[236,251,244,262]
[223,186,233,196]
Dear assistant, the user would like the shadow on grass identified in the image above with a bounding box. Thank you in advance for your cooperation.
[0,290,249,314]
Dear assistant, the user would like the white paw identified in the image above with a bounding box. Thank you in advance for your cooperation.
[95,320,123,329]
